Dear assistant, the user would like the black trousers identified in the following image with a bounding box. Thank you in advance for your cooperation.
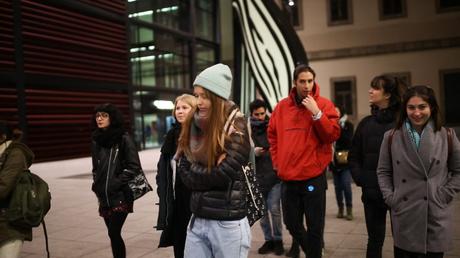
[282,173,327,258]
[394,246,444,258]
[104,212,128,258]
[362,196,388,258]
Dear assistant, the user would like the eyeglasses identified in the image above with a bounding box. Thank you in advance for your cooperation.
[95,112,109,119]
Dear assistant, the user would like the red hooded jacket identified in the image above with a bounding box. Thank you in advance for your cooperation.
[268,84,340,181]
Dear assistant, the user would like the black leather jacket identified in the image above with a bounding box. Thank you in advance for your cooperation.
[91,133,141,208]
[179,109,250,221]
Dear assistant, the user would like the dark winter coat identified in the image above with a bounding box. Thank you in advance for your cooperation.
[330,120,354,172]
[348,106,397,202]
[0,141,34,244]
[250,117,279,195]
[179,106,250,221]
[156,124,191,247]
[377,126,460,253]
[91,131,142,208]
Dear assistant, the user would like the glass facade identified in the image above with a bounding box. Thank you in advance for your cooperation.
[128,0,219,148]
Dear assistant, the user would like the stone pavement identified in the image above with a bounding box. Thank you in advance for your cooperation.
[19,149,460,258]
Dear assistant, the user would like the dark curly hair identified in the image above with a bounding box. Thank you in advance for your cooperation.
[249,99,267,114]
[92,103,125,130]
[396,85,442,132]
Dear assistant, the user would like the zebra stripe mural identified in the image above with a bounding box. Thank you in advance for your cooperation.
[233,0,308,112]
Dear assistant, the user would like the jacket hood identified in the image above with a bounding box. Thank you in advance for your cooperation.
[9,142,34,167]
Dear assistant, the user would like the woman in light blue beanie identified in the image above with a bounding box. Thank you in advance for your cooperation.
[177,63,252,258]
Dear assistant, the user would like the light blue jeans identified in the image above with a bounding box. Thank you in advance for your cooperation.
[0,239,23,258]
[184,216,251,258]
[259,182,283,241]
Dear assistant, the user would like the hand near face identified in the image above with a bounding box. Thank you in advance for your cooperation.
[302,95,320,116]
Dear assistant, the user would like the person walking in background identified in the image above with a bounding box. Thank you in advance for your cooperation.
[177,63,251,258]
[348,75,405,258]
[156,94,196,258]
[249,99,284,256]
[0,123,34,258]
[330,106,354,220]
[268,64,340,258]
[377,85,460,258]
[91,103,143,258]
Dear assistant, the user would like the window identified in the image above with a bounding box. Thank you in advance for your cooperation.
[331,77,356,118]
[436,0,460,13]
[379,0,407,20]
[282,0,303,29]
[440,69,460,125]
[327,0,353,26]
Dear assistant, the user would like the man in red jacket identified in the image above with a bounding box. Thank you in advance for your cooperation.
[268,65,340,258]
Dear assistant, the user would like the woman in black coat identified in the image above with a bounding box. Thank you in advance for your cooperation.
[348,75,405,258]
[330,106,354,220]
[91,103,142,258]
[156,94,196,258]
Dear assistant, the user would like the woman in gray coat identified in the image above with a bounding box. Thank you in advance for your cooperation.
[377,85,460,258]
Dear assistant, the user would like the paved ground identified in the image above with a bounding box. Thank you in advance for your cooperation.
[19,149,460,258]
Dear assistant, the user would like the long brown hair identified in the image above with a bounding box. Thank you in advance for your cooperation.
[178,88,228,171]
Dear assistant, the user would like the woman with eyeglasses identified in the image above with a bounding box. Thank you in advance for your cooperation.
[91,103,142,258]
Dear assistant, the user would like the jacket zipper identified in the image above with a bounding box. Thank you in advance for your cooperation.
[105,148,113,207]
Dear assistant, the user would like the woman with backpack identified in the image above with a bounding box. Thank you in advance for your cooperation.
[177,63,251,258]
[156,94,196,258]
[91,103,143,258]
[377,85,460,258]
[0,123,34,258]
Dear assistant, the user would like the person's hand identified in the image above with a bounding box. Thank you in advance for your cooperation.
[302,95,320,115]
[254,147,266,157]
[217,153,226,165]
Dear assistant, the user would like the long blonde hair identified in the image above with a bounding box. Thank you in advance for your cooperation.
[179,88,227,171]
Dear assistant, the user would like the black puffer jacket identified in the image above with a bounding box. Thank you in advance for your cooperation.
[250,117,279,195]
[91,131,142,208]
[348,106,397,201]
[179,108,250,221]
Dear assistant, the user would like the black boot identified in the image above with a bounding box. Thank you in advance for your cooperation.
[285,239,300,258]
[273,240,284,256]
[258,241,274,254]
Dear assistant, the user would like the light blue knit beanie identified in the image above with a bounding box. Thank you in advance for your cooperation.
[193,63,232,100]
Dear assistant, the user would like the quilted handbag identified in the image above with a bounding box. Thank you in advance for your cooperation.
[127,170,153,200]
[242,162,266,226]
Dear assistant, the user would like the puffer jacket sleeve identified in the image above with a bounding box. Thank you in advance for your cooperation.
[349,119,365,186]
[180,116,251,191]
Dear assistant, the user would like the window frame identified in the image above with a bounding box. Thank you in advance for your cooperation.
[327,0,353,26]
[439,68,460,126]
[378,0,407,20]
[436,0,460,13]
[330,76,357,121]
